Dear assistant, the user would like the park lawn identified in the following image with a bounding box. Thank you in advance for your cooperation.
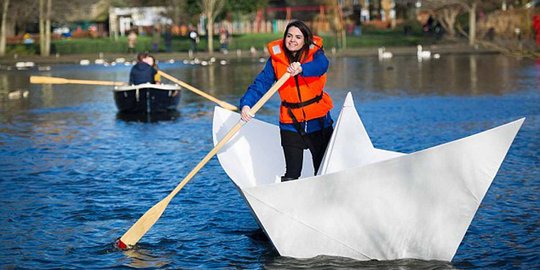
[6,26,429,55]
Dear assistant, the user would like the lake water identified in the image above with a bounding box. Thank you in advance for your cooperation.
[0,54,538,269]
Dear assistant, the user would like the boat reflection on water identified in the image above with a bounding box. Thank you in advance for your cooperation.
[116,110,181,123]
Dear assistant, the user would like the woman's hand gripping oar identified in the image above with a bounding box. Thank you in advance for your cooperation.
[158,71,238,111]
[30,76,126,86]
[116,73,291,249]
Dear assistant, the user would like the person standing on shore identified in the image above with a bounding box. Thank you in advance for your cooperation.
[239,20,334,182]
[219,25,230,53]
[23,33,34,50]
[164,26,173,52]
[127,31,137,53]
[188,26,198,53]
[152,26,161,53]
[534,15,540,47]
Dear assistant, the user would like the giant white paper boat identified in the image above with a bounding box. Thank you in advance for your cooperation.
[212,93,524,261]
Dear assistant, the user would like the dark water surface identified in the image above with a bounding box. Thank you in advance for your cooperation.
[0,54,538,269]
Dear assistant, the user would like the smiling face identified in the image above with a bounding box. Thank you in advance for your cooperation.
[285,26,305,53]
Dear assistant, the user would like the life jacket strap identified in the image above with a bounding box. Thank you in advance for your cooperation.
[281,93,323,109]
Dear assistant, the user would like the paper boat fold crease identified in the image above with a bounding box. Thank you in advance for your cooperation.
[212,92,524,261]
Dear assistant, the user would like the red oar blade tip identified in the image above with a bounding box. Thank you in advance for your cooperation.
[115,238,129,250]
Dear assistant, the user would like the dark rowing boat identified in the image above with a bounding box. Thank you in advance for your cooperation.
[113,83,182,113]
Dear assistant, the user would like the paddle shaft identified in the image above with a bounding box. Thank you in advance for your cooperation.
[30,76,126,86]
[158,71,238,111]
[118,73,291,248]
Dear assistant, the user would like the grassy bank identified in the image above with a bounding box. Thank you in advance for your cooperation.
[6,25,433,56]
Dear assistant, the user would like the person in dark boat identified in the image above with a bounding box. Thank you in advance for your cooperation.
[239,20,334,182]
[129,52,157,85]
[148,55,161,84]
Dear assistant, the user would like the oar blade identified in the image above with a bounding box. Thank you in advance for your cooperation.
[30,76,126,86]
[30,76,68,84]
[116,73,291,248]
[118,197,172,249]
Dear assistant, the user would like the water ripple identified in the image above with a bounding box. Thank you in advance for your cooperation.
[0,55,538,269]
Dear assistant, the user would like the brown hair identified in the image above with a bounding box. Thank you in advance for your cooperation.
[136,52,149,62]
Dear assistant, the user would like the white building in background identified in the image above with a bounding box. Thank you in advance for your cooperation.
[109,7,173,38]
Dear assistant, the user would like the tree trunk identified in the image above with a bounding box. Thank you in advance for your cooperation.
[381,0,392,27]
[327,0,346,49]
[207,13,214,54]
[44,0,51,56]
[468,2,477,46]
[39,0,44,55]
[201,0,224,54]
[0,0,9,57]
[40,0,51,56]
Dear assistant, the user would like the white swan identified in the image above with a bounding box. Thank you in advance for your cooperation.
[8,89,29,99]
[378,47,393,59]
[417,45,431,59]
[15,62,35,69]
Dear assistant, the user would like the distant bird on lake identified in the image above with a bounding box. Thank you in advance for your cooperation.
[8,89,29,100]
[378,47,393,59]
[417,45,431,60]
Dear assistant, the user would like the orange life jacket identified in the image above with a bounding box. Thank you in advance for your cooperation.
[267,36,333,124]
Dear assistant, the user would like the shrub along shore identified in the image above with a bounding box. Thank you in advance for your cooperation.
[0,26,505,65]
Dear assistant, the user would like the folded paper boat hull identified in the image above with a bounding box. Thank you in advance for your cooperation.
[212,93,524,261]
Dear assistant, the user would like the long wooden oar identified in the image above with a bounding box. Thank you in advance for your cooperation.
[117,73,291,249]
[30,76,127,86]
[158,71,238,111]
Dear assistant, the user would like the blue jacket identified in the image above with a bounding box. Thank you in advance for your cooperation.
[129,62,156,85]
[240,49,333,133]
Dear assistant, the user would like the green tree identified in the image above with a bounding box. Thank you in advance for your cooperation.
[187,0,203,24]
[165,0,189,25]
[225,0,267,14]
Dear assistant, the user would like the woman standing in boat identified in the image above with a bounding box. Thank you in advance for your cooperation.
[129,52,157,85]
[240,20,334,182]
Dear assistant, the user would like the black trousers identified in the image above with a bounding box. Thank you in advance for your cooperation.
[280,127,333,179]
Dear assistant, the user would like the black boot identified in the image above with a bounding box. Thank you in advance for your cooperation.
[281,176,298,182]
